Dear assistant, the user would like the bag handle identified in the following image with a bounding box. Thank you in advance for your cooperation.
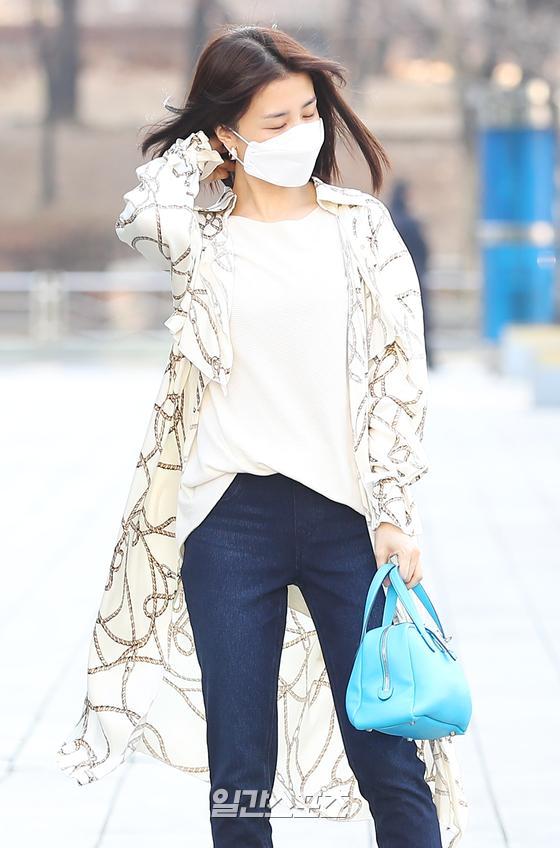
[358,560,435,653]
[382,579,447,639]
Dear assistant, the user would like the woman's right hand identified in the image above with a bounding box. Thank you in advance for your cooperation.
[204,134,237,182]
[116,129,235,273]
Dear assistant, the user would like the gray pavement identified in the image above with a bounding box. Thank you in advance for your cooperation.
[1,350,558,847]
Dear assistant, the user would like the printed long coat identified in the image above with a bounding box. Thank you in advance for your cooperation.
[56,132,468,845]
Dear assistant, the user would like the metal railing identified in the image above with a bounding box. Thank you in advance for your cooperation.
[0,265,482,358]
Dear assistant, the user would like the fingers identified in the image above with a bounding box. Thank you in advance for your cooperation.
[398,547,422,589]
[218,159,236,173]
[377,546,423,590]
[405,549,422,590]
[207,160,236,183]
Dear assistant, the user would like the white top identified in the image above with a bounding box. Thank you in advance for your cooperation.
[175,204,365,545]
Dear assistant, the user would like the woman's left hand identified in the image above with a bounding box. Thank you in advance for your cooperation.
[374,522,422,590]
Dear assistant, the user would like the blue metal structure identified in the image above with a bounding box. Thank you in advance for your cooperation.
[477,84,558,340]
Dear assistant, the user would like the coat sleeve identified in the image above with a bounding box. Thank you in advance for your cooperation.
[364,200,430,537]
[114,130,225,273]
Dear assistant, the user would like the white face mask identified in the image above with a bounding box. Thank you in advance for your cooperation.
[225,117,325,187]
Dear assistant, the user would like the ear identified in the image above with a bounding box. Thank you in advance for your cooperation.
[214,127,236,161]
[214,124,232,148]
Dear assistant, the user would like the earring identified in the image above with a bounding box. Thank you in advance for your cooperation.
[228,146,238,161]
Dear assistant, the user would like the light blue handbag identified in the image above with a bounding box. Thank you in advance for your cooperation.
[345,558,472,740]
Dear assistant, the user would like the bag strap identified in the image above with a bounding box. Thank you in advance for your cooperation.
[358,561,435,652]
[382,581,447,639]
[360,562,436,651]
[386,565,437,651]
[358,560,393,642]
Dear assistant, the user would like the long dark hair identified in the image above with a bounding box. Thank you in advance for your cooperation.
[138,23,391,194]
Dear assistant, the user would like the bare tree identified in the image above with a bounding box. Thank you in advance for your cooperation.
[30,0,80,207]
[186,0,229,82]
[31,0,80,122]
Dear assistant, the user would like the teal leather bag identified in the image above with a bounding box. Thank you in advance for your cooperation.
[345,559,472,740]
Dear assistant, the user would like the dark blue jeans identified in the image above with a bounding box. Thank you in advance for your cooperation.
[181,472,442,848]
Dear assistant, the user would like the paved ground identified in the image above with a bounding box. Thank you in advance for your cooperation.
[1,348,558,847]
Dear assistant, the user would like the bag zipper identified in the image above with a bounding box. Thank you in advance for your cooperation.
[380,625,392,694]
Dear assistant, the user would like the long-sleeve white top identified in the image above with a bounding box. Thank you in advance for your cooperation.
[175,204,365,545]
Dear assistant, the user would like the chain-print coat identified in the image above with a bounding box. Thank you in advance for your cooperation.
[56,132,468,844]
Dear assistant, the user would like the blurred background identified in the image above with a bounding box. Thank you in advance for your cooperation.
[1,2,559,847]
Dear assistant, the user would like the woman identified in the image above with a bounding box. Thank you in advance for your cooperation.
[57,24,467,848]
